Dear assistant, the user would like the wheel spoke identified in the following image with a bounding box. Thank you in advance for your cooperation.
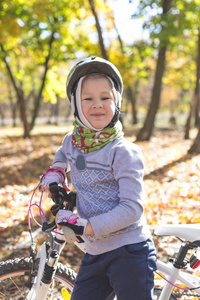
[0,258,75,300]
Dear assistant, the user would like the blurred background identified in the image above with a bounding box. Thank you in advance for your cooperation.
[0,0,199,149]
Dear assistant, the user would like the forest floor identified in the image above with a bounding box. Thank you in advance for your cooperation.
[0,124,200,272]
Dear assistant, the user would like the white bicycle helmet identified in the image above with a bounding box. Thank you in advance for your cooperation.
[66,56,123,130]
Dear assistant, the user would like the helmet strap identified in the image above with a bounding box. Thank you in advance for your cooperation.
[71,80,79,117]
[105,106,120,129]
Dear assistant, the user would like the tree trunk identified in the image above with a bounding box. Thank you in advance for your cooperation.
[1,44,30,137]
[7,82,17,127]
[188,33,200,153]
[88,0,109,60]
[0,105,5,126]
[30,31,55,131]
[185,33,200,139]
[136,45,167,141]
[188,120,200,153]
[184,94,198,139]
[54,95,60,125]
[111,10,124,53]
[194,33,200,126]
[126,82,139,125]
[18,89,30,138]
[136,0,171,141]
[185,105,192,139]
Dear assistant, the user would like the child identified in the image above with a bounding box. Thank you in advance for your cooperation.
[41,56,157,300]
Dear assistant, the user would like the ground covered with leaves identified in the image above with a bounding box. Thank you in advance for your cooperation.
[0,125,200,272]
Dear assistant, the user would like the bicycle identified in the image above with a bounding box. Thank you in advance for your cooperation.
[0,182,82,300]
[0,183,200,299]
[154,223,200,299]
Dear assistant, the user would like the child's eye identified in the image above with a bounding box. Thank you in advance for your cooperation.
[83,98,93,101]
[102,97,110,100]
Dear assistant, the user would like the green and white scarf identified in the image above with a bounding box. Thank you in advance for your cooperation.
[72,120,123,153]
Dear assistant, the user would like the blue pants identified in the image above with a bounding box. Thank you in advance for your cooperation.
[71,238,157,300]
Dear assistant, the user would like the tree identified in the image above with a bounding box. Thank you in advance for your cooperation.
[88,0,109,60]
[0,0,60,137]
[136,0,172,141]
[162,34,195,130]
[188,32,200,153]
[0,71,17,127]
[0,0,101,137]
[135,0,200,141]
[107,10,155,126]
[0,44,30,137]
[185,32,200,139]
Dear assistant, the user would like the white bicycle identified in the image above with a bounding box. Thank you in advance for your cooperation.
[0,182,82,300]
[154,223,200,299]
[0,183,200,299]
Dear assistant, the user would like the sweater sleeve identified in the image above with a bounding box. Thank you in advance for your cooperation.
[51,134,71,171]
[89,140,144,237]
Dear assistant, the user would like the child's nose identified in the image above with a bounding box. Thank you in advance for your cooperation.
[92,99,103,108]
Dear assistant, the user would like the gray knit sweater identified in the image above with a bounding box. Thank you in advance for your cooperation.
[52,132,151,255]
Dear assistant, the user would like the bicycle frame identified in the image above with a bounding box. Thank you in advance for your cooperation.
[156,259,200,299]
[155,223,200,299]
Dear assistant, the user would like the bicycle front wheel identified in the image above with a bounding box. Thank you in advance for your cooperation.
[0,257,76,300]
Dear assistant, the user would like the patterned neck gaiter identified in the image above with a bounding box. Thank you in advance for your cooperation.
[72,120,124,153]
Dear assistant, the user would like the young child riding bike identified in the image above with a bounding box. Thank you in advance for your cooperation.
[41,56,157,300]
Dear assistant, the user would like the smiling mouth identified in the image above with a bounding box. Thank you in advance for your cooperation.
[91,114,104,117]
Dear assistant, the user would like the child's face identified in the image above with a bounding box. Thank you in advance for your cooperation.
[81,77,116,130]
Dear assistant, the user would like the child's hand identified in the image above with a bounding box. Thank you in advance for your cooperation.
[41,167,70,195]
[56,210,88,236]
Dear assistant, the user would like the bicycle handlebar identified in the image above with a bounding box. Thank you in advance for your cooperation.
[44,182,76,243]
[62,226,76,243]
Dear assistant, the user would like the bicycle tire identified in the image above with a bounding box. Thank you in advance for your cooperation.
[154,288,177,299]
[0,257,76,300]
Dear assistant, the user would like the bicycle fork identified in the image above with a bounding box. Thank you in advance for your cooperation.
[26,232,66,300]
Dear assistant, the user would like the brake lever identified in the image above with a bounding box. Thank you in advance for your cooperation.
[42,220,57,232]
[49,182,67,206]
[49,182,77,211]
